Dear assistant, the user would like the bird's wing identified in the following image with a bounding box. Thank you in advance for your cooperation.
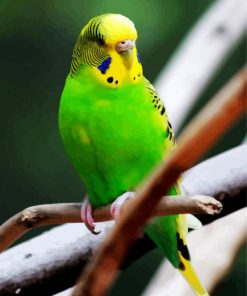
[144,77,176,146]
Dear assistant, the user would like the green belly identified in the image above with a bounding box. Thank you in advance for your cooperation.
[59,76,169,207]
[59,74,180,268]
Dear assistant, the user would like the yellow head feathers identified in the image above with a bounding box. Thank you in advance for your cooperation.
[81,13,137,48]
[100,14,138,46]
[71,14,142,87]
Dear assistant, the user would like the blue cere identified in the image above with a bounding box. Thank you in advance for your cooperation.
[97,57,112,74]
[137,52,141,63]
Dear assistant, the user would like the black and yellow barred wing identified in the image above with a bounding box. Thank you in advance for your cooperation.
[144,78,176,145]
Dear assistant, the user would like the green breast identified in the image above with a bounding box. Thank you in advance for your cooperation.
[59,67,169,207]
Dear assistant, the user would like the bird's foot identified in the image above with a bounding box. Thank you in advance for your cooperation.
[81,198,100,235]
[110,191,136,219]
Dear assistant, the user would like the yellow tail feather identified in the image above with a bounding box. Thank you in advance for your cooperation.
[176,215,209,296]
[178,253,209,296]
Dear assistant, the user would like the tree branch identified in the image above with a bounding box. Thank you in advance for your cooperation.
[0,195,221,253]
[53,207,247,296]
[72,68,246,296]
[0,144,246,296]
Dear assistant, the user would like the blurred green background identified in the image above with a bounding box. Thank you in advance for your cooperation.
[0,1,246,295]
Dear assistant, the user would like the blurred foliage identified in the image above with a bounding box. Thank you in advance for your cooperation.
[0,1,246,295]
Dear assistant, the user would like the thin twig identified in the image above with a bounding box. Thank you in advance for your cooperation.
[0,195,221,253]
[72,68,246,296]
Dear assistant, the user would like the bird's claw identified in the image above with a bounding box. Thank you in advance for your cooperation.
[81,199,101,235]
[110,191,136,219]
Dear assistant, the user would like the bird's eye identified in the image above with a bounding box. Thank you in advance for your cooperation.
[97,37,105,46]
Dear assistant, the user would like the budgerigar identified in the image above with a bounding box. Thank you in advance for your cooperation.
[59,14,208,296]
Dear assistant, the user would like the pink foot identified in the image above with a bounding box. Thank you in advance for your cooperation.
[81,197,100,235]
[110,191,136,219]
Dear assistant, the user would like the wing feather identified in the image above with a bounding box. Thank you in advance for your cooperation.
[144,78,176,145]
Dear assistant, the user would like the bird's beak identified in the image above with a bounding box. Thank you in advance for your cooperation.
[116,39,135,53]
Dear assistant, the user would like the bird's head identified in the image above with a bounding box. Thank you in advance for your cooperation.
[70,14,143,87]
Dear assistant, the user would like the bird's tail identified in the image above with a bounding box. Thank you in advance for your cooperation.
[178,253,209,296]
[176,214,208,296]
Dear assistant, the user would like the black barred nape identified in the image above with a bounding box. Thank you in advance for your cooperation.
[70,35,82,77]
[84,17,105,44]
[70,16,110,77]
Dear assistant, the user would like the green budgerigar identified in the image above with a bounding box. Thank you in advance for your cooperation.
[59,14,208,296]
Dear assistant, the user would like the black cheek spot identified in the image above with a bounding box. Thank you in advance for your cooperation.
[101,70,106,74]
[115,80,118,85]
[107,77,114,83]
